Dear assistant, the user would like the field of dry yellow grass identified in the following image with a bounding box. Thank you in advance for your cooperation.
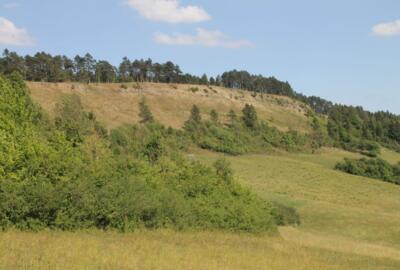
[27,82,311,132]
[2,228,400,270]
[2,82,400,269]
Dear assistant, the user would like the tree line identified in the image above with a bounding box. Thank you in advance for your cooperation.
[1,49,399,154]
[328,105,400,153]
[0,49,340,115]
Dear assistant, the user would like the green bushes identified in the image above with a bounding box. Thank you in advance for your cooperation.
[335,158,400,185]
[327,105,400,153]
[184,104,313,155]
[271,203,301,226]
[196,124,250,155]
[0,75,296,233]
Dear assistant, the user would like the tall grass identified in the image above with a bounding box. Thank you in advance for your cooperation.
[2,230,400,270]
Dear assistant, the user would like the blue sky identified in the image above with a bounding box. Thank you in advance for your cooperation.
[0,0,399,114]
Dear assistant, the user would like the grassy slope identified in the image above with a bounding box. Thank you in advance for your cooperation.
[27,82,311,132]
[3,82,400,269]
[2,149,400,270]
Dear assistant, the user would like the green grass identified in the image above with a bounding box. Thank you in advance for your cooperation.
[192,148,400,249]
[1,230,400,270]
[4,78,400,268]
[2,148,400,269]
[380,147,400,164]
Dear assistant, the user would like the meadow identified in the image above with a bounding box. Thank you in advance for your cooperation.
[2,148,400,270]
[2,80,400,269]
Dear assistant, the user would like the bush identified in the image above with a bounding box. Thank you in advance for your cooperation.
[189,87,199,93]
[335,158,400,185]
[271,203,301,226]
[0,76,303,233]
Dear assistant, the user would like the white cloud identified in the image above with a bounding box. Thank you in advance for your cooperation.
[372,19,400,37]
[0,17,35,46]
[125,0,211,23]
[3,2,20,9]
[154,28,254,49]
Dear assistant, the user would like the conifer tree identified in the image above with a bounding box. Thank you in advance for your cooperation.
[228,109,237,125]
[139,98,154,124]
[210,109,219,123]
[184,105,202,131]
[242,104,258,129]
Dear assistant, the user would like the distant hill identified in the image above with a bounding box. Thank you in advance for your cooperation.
[27,82,313,132]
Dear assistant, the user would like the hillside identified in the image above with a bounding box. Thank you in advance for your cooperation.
[2,78,400,269]
[193,148,400,247]
[3,148,400,270]
[27,82,312,132]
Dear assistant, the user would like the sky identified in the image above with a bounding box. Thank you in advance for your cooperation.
[0,0,399,114]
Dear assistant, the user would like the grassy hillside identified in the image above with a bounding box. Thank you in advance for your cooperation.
[193,148,400,247]
[27,82,312,132]
[3,81,400,269]
[2,148,400,270]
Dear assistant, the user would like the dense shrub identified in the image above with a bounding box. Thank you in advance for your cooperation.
[270,203,301,226]
[184,105,313,155]
[0,75,297,233]
[335,158,400,185]
[327,105,400,154]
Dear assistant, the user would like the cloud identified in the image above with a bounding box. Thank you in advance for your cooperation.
[0,17,35,46]
[125,0,211,23]
[154,28,254,49]
[3,2,20,9]
[372,19,400,37]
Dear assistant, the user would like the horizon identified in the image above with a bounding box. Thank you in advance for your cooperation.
[0,0,399,113]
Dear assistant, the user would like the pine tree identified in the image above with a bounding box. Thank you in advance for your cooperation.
[189,105,201,124]
[210,109,219,123]
[242,104,258,129]
[139,98,154,124]
[184,105,202,130]
[228,109,237,125]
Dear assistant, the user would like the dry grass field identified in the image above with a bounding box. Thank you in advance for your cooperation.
[27,82,311,132]
[1,228,400,270]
